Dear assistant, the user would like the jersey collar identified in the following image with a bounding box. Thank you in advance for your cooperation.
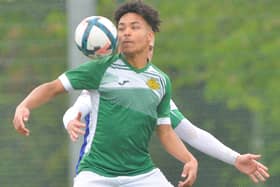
[119,53,151,73]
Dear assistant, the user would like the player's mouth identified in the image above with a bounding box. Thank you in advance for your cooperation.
[122,40,134,47]
[123,40,133,44]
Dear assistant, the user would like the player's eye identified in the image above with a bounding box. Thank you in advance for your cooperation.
[131,24,141,30]
[118,27,124,32]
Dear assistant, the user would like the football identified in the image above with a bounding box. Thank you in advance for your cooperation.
[75,16,117,58]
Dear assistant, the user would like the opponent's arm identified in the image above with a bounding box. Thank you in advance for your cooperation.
[13,79,66,136]
[174,118,239,165]
[63,90,91,141]
[63,90,91,128]
[174,118,269,183]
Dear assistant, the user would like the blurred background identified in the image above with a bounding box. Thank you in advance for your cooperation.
[1,0,279,186]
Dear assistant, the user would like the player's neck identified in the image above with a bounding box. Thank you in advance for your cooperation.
[124,50,149,69]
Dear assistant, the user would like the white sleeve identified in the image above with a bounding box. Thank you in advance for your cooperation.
[63,90,92,129]
[174,118,240,165]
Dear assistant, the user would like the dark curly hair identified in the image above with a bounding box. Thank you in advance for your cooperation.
[114,0,161,32]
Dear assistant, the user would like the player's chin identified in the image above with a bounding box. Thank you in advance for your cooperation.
[121,49,136,56]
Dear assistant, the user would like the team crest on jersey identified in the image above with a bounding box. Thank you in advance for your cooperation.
[146,78,160,90]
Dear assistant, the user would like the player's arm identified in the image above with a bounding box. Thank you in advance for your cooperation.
[63,90,92,141]
[157,125,198,187]
[13,79,66,136]
[14,57,107,137]
[156,77,197,187]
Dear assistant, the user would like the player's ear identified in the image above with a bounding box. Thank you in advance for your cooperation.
[147,31,154,47]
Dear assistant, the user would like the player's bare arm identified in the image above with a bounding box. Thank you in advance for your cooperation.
[13,79,65,136]
[157,125,198,187]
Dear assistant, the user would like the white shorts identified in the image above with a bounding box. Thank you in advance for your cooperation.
[73,168,174,187]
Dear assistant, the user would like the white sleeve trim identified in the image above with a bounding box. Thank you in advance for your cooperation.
[157,117,171,125]
[174,118,240,165]
[58,73,73,91]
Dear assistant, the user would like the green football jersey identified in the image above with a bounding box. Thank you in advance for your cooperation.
[170,100,185,129]
[59,54,172,177]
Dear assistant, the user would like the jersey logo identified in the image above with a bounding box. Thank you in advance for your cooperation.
[118,80,130,85]
[146,78,160,90]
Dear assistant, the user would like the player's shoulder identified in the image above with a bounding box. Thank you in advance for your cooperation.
[149,63,171,87]
[149,64,170,79]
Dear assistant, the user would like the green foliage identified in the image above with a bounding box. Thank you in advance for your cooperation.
[0,0,68,187]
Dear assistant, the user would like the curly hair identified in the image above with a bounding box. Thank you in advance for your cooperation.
[114,0,161,32]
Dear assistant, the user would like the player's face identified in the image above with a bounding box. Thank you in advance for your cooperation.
[117,13,152,56]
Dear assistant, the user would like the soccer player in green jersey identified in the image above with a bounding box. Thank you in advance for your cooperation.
[63,91,270,184]
[64,43,269,185]
[13,1,198,187]
[63,19,269,185]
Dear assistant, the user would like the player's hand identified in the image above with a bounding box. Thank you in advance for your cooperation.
[66,112,86,142]
[235,154,270,183]
[13,106,30,136]
[178,158,198,187]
